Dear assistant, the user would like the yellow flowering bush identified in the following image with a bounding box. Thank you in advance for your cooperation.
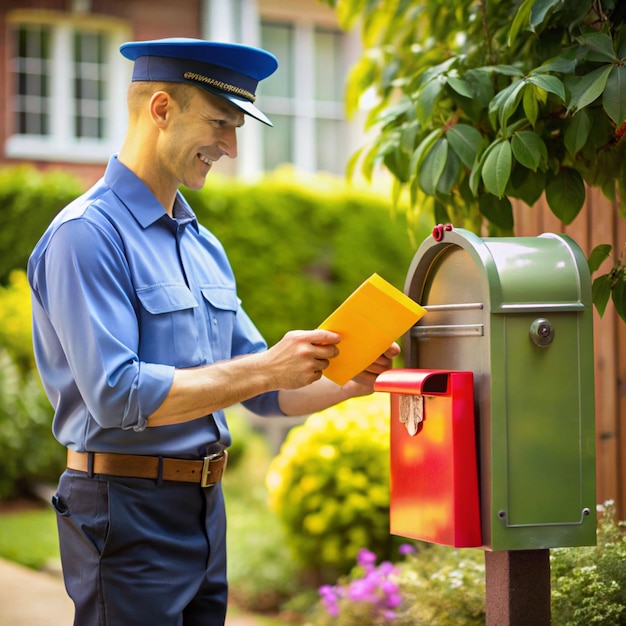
[266,393,395,578]
[0,270,35,375]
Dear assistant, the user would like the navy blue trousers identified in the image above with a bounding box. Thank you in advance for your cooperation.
[52,469,228,626]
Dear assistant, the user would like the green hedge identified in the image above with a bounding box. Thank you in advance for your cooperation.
[0,166,84,284]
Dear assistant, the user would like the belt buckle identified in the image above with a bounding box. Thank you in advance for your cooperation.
[201,451,226,488]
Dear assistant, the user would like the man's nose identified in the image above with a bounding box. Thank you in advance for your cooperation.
[218,127,238,159]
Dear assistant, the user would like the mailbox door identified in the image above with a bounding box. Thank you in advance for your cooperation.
[488,311,596,549]
[379,369,482,548]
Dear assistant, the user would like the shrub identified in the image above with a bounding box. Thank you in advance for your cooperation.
[310,542,485,626]
[551,500,626,626]
[0,348,64,499]
[318,547,404,624]
[0,270,36,375]
[0,166,84,284]
[308,501,626,625]
[266,393,399,581]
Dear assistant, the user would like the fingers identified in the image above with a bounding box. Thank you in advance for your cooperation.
[383,342,402,359]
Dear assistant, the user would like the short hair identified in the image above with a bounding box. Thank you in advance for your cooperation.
[127,81,195,116]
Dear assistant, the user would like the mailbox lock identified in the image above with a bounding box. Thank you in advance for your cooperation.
[529,318,555,347]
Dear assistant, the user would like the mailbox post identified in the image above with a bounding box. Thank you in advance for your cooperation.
[375,227,596,625]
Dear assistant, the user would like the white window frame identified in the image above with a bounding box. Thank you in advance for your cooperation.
[5,12,131,164]
[259,21,348,174]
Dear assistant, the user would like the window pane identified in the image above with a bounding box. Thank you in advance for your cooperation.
[259,23,294,99]
[12,25,50,135]
[262,114,293,170]
[73,31,106,139]
[314,29,343,102]
[316,118,345,175]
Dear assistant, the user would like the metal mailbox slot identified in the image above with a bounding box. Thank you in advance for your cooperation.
[402,228,596,551]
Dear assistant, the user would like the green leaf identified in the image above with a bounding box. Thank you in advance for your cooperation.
[612,276,626,323]
[486,65,525,78]
[419,137,449,196]
[508,0,533,46]
[415,77,445,125]
[567,64,613,114]
[527,74,566,101]
[479,194,514,230]
[489,80,525,132]
[538,50,578,75]
[511,130,548,172]
[500,81,526,132]
[529,0,561,30]
[482,140,513,198]
[564,110,592,156]
[465,69,495,106]
[592,274,612,317]
[507,166,546,206]
[603,65,626,125]
[446,124,485,170]
[545,169,586,224]
[434,199,451,225]
[383,145,410,183]
[588,244,612,273]
[523,86,539,127]
[576,32,618,63]
[410,128,443,174]
[446,75,474,99]
[436,150,461,195]
[400,120,420,153]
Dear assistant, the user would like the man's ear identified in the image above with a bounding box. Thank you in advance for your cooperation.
[149,91,171,128]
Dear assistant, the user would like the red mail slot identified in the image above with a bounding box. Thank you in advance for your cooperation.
[375,368,481,547]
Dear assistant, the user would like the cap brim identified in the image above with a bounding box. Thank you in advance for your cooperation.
[199,85,273,127]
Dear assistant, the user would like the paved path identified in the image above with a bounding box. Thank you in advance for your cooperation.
[0,558,263,625]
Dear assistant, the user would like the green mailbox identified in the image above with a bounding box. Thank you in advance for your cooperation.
[404,226,596,551]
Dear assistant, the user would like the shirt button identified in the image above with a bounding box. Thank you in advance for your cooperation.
[213,318,217,325]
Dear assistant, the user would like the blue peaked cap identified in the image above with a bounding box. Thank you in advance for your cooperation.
[120,38,278,126]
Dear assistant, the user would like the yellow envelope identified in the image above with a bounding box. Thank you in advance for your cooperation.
[318,273,426,385]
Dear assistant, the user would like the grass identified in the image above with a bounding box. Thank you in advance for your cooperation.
[0,504,59,570]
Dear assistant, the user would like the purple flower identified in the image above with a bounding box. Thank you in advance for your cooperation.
[357,548,378,570]
[318,548,405,620]
[399,543,416,556]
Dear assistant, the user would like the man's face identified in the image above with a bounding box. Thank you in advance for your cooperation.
[161,88,246,191]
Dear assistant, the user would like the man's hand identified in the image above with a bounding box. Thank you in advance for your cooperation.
[262,329,341,390]
[343,342,402,396]
[275,339,400,417]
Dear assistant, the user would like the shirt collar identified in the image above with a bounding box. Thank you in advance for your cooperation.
[104,155,199,231]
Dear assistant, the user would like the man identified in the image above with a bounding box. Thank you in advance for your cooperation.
[28,38,399,625]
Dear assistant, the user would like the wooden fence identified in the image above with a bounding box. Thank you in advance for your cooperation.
[513,189,626,520]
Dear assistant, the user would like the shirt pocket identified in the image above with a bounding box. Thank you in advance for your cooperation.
[200,286,239,360]
[136,283,200,365]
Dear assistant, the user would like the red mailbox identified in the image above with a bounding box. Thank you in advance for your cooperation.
[375,368,481,548]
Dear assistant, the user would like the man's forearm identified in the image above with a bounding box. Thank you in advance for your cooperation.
[147,352,273,427]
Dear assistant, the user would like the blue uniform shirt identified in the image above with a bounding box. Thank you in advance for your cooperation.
[28,155,282,458]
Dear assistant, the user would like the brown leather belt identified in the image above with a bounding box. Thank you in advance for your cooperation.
[67,449,228,487]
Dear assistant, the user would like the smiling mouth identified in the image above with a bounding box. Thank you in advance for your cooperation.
[198,154,213,166]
